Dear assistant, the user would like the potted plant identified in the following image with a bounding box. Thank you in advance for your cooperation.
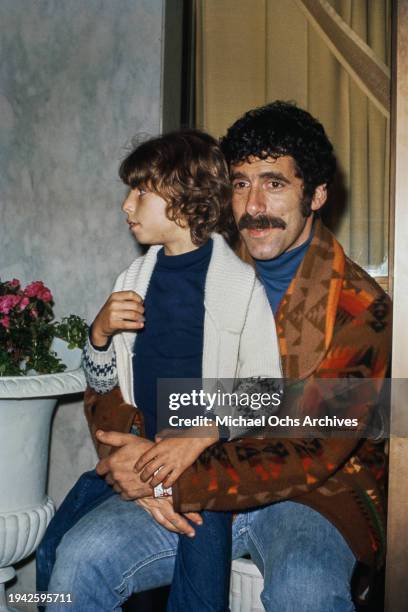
[0,279,87,610]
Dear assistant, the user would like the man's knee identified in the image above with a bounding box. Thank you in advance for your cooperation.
[48,524,119,603]
[263,564,355,612]
[55,523,110,572]
[246,503,356,611]
[49,499,178,599]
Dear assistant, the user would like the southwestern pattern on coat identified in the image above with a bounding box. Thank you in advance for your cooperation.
[173,220,392,571]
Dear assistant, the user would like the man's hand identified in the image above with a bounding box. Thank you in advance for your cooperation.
[96,431,154,499]
[91,290,145,347]
[136,427,219,488]
[136,496,203,536]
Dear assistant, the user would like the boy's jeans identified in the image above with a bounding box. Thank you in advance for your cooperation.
[167,510,232,612]
[44,478,356,612]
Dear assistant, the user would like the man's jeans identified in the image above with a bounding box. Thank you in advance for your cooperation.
[46,491,356,612]
[36,470,115,593]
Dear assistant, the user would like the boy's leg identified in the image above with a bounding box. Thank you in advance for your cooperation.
[167,510,232,612]
[46,494,179,611]
[36,469,115,593]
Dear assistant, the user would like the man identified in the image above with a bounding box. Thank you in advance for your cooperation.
[47,102,391,611]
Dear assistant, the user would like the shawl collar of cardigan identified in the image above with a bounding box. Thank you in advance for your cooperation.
[117,232,257,366]
[274,219,345,380]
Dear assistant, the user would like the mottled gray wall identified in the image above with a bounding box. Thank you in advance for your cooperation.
[0,0,165,599]
[1,0,164,319]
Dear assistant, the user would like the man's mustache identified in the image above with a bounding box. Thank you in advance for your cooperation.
[237,213,287,231]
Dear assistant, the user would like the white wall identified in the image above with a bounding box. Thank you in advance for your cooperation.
[0,0,165,600]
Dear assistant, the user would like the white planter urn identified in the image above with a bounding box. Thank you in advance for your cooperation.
[0,339,86,612]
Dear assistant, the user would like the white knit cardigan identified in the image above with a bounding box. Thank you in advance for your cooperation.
[83,233,282,414]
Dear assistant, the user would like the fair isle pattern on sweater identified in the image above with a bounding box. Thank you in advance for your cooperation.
[82,341,118,393]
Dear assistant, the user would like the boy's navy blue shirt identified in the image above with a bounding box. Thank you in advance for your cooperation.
[254,227,314,314]
[133,239,213,439]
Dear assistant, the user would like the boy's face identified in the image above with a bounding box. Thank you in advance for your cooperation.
[122,187,190,249]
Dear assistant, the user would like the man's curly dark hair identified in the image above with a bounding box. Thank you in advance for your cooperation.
[220,101,337,216]
[119,129,233,246]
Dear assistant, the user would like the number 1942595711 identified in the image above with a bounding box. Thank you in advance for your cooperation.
[8,592,73,605]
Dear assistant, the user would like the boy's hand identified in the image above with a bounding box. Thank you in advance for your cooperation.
[91,291,145,347]
[135,426,219,488]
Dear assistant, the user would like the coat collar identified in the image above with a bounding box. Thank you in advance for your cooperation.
[235,219,345,379]
[275,219,345,379]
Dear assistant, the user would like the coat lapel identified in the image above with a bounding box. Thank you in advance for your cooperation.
[275,219,345,379]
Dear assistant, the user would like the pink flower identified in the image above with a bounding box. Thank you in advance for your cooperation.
[30,308,39,319]
[19,296,30,311]
[0,294,21,315]
[24,281,45,298]
[24,281,53,302]
[0,316,10,329]
[0,296,9,314]
[39,288,53,302]
[6,279,20,289]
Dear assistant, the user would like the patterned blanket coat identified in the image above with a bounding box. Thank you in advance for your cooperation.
[172,219,392,572]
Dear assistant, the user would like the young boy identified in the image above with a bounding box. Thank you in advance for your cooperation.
[40,129,282,610]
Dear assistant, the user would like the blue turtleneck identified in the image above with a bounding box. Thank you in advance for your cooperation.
[255,227,314,314]
[133,240,213,439]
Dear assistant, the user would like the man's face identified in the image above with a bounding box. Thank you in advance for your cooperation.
[231,156,325,260]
